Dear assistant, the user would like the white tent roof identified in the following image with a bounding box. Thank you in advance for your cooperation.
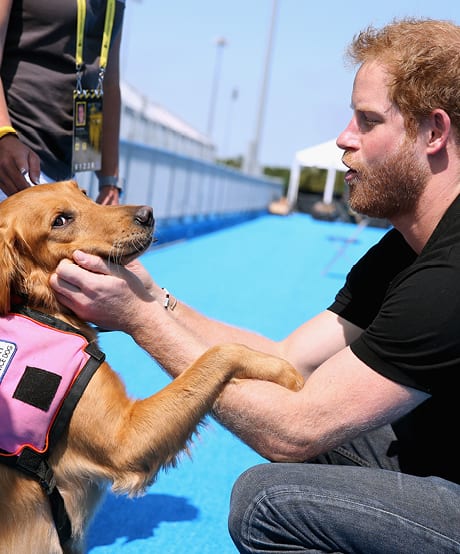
[295,139,346,172]
[287,139,346,207]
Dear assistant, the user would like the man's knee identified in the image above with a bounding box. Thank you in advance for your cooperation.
[228,463,274,551]
[229,465,259,547]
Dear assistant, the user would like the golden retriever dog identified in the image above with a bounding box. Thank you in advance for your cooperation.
[0,181,303,553]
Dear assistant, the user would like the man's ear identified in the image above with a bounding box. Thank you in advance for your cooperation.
[426,109,451,155]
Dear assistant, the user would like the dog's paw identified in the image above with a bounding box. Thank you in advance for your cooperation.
[245,350,304,391]
[211,344,304,391]
[267,358,304,391]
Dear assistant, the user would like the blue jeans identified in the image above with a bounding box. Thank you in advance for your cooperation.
[228,426,460,553]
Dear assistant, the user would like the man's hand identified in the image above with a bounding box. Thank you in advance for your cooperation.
[50,251,158,332]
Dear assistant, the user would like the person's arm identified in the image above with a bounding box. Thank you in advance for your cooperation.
[0,0,41,192]
[0,0,13,128]
[96,31,122,205]
[112,292,428,461]
[50,252,429,461]
[213,344,429,461]
[120,297,430,461]
[50,252,362,377]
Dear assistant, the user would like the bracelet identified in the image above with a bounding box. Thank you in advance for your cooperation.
[162,288,178,311]
[0,125,18,140]
[98,175,123,194]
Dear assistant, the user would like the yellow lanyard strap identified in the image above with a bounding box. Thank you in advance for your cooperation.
[100,0,116,71]
[75,0,86,70]
[75,0,116,85]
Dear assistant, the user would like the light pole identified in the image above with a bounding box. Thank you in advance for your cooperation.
[207,36,227,140]
[244,0,279,175]
[223,87,239,159]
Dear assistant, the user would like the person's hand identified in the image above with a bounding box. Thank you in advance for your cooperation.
[96,185,120,205]
[0,135,41,194]
[50,251,158,332]
[123,257,156,294]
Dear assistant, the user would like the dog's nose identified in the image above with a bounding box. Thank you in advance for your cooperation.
[134,206,154,228]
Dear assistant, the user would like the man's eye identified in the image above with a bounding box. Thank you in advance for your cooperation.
[360,113,379,127]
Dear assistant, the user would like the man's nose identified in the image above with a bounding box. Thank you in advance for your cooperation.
[336,118,359,152]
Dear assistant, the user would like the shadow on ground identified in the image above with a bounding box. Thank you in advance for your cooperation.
[87,492,199,548]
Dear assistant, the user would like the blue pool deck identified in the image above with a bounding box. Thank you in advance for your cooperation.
[86,212,388,553]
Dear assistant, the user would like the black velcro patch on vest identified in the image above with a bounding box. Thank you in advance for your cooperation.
[13,366,62,412]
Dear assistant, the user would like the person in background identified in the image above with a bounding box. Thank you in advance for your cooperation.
[50,18,460,553]
[0,0,125,205]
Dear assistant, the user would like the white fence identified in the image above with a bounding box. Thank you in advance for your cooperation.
[79,140,283,221]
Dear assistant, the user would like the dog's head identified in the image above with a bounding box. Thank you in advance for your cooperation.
[0,180,154,315]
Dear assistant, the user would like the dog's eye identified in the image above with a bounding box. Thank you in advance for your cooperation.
[52,215,71,227]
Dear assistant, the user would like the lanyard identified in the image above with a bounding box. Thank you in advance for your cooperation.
[75,0,116,93]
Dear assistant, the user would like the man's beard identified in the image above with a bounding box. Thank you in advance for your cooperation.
[343,141,429,219]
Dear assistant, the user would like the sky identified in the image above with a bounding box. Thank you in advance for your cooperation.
[120,1,459,169]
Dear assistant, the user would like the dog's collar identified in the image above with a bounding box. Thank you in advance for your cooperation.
[10,292,26,308]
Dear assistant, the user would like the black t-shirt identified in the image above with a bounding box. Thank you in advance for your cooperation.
[1,0,125,181]
[328,196,460,484]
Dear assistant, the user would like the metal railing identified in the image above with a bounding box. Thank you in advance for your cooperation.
[79,140,283,220]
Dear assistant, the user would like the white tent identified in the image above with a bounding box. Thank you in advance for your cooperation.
[286,139,346,208]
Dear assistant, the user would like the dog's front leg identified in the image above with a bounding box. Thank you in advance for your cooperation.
[64,344,302,497]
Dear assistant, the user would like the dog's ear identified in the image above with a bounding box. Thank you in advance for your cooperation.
[0,229,20,314]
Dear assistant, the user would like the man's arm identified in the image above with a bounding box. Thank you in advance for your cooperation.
[108,288,427,462]
[212,345,428,461]
[50,252,429,461]
[50,252,362,377]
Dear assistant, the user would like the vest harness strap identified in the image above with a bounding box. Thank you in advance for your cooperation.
[0,306,105,547]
